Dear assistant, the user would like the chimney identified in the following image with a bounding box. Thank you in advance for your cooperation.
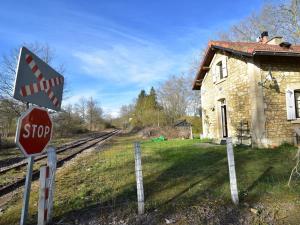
[260,31,268,44]
[267,36,284,45]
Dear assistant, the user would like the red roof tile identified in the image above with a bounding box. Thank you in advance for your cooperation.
[209,41,300,54]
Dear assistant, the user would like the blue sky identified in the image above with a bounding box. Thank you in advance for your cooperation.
[0,0,266,117]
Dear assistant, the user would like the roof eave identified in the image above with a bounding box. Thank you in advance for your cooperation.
[192,45,252,90]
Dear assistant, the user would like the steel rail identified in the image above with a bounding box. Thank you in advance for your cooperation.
[0,132,112,174]
[0,130,119,197]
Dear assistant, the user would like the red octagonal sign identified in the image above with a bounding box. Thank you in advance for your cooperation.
[15,106,53,157]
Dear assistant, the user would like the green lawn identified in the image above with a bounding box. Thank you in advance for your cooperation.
[1,134,300,224]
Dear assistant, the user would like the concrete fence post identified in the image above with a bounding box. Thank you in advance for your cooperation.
[134,142,144,215]
[38,166,48,225]
[46,147,57,223]
[20,156,34,225]
[190,126,193,139]
[226,137,239,205]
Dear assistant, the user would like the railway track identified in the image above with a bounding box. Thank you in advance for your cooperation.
[0,132,108,174]
[0,129,119,197]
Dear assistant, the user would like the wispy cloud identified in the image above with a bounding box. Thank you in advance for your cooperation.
[64,90,97,106]
[72,42,180,86]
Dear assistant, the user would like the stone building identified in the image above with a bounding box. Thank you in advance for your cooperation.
[192,32,300,148]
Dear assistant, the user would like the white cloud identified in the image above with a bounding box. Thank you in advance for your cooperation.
[63,90,97,106]
[72,41,189,86]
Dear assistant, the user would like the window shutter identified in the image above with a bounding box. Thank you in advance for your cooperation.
[222,57,228,78]
[212,65,217,83]
[286,89,296,120]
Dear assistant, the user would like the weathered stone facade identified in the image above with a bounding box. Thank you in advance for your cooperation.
[200,52,300,148]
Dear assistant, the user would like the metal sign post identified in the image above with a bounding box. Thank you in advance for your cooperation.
[226,137,239,205]
[20,156,34,225]
[134,142,144,215]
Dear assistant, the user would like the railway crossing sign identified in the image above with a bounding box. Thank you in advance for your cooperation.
[15,106,53,157]
[13,47,64,111]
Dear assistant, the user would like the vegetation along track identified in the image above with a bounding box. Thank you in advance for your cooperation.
[0,129,119,197]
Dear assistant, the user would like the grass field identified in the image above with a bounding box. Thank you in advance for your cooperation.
[1,133,300,224]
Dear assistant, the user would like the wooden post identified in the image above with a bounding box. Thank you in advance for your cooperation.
[226,137,239,205]
[134,142,144,215]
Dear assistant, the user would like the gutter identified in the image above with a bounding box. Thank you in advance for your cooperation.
[253,51,300,57]
[212,46,253,57]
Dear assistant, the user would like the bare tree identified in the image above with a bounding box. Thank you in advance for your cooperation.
[86,97,103,131]
[158,74,200,124]
[218,1,300,44]
[74,97,87,122]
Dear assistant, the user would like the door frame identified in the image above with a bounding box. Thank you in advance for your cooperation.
[220,100,228,138]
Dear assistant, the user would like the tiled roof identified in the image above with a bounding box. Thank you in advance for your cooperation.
[192,41,300,90]
[209,41,300,55]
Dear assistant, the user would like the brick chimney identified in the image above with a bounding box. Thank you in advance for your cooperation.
[267,36,283,45]
[260,31,269,44]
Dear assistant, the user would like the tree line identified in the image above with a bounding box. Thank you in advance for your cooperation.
[115,75,201,129]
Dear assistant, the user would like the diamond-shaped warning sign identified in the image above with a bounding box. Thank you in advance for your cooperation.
[13,47,64,111]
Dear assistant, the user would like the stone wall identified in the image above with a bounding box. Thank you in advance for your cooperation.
[258,57,300,147]
[201,53,300,147]
[201,52,252,144]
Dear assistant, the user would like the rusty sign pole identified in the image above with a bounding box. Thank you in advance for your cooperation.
[226,137,239,205]
[134,142,144,215]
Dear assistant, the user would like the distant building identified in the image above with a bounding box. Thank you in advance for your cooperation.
[174,119,193,139]
[193,32,300,148]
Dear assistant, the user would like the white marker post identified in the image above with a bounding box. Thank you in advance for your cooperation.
[20,156,34,225]
[38,147,57,225]
[38,166,49,225]
[134,142,144,215]
[226,137,239,205]
[46,147,56,223]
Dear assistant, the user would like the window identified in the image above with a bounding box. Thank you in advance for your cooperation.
[286,89,300,120]
[295,90,300,118]
[217,61,223,79]
[212,57,228,83]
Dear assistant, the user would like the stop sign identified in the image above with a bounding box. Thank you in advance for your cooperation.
[15,106,53,157]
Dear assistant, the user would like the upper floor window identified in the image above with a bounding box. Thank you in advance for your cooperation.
[217,61,224,79]
[212,57,228,83]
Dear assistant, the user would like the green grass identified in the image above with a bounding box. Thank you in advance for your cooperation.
[1,134,300,224]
